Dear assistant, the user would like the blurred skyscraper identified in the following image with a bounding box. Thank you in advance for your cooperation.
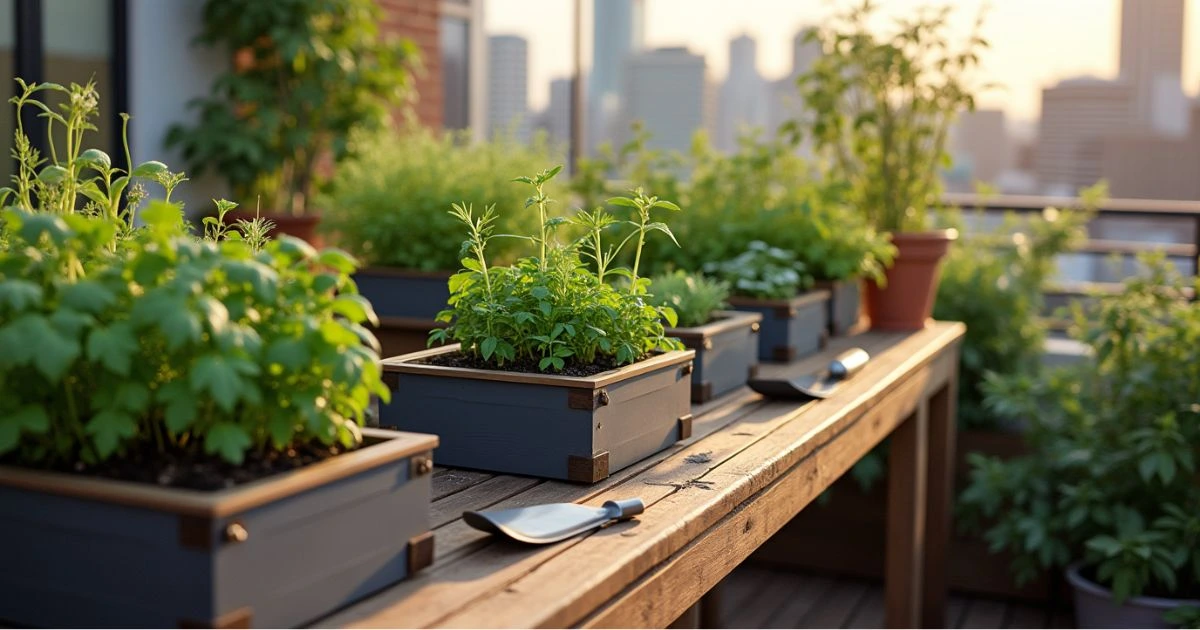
[950,109,1012,190]
[1120,0,1187,135]
[487,34,531,142]
[716,34,768,152]
[537,77,572,146]
[765,28,821,145]
[620,47,711,154]
[589,0,645,152]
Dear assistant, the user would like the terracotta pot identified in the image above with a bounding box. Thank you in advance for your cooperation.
[865,229,957,330]
[226,209,324,247]
[1067,562,1200,629]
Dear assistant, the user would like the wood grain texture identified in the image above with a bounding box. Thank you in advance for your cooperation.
[319,322,966,629]
[924,381,960,628]
[885,404,929,628]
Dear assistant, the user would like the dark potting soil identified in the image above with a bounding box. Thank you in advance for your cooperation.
[8,441,352,492]
[422,350,649,377]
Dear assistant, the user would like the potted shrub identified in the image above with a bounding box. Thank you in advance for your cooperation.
[379,167,694,483]
[960,256,1200,628]
[799,1,987,329]
[646,271,761,403]
[318,126,564,355]
[165,0,419,244]
[704,241,829,363]
[0,81,436,628]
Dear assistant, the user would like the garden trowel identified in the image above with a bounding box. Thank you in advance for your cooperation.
[747,347,870,400]
[463,498,644,544]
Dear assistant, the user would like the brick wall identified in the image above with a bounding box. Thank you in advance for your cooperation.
[378,0,442,128]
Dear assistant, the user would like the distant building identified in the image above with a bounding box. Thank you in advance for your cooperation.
[538,77,572,146]
[589,0,645,152]
[487,35,530,142]
[716,34,767,152]
[620,47,711,154]
[1035,77,1133,195]
[1120,0,1187,134]
[765,28,821,146]
[1100,102,1200,200]
[950,109,1011,187]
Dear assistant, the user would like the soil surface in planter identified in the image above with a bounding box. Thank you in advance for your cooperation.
[423,350,650,378]
[5,442,352,491]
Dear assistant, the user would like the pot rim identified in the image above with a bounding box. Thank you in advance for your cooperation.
[1066,561,1200,609]
[888,228,959,242]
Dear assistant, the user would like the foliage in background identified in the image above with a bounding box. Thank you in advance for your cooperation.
[798,0,988,232]
[431,167,684,371]
[574,126,893,283]
[646,271,731,328]
[960,255,1200,607]
[166,0,419,215]
[319,126,564,270]
[704,241,813,300]
[0,204,388,467]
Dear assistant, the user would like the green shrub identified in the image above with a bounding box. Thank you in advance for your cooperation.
[430,167,683,371]
[646,271,730,328]
[960,255,1200,605]
[703,241,813,300]
[0,204,387,469]
[319,126,565,271]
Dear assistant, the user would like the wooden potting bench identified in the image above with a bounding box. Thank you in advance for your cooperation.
[320,321,964,629]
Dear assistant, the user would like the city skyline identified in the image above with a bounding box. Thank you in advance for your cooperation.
[485,0,1200,127]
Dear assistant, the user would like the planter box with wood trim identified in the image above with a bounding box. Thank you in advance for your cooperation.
[354,267,452,356]
[379,345,695,482]
[0,428,438,628]
[667,310,761,403]
[814,279,863,337]
[728,289,831,363]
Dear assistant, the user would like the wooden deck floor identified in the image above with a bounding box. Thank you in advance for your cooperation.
[716,566,1072,629]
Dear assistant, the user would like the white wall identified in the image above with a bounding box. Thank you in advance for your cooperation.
[127,0,228,216]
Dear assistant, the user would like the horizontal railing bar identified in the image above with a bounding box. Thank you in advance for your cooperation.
[944,192,1200,218]
[1075,239,1196,257]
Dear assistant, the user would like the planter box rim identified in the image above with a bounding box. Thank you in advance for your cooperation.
[0,427,436,518]
[667,309,762,341]
[383,344,696,388]
[813,278,859,288]
[728,288,832,310]
[358,266,455,280]
[1066,561,1200,609]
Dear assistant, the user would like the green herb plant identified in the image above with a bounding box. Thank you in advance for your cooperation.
[959,254,1200,608]
[0,202,389,471]
[798,0,989,232]
[165,0,419,215]
[646,271,731,329]
[319,126,564,270]
[703,241,813,301]
[430,167,684,372]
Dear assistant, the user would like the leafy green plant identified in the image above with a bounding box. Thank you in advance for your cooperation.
[0,203,389,472]
[429,167,684,372]
[165,0,419,215]
[319,126,565,270]
[959,255,1200,605]
[646,271,730,328]
[203,199,278,253]
[703,241,813,300]
[798,0,988,232]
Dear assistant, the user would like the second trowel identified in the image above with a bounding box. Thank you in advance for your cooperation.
[463,498,645,544]
[747,347,870,400]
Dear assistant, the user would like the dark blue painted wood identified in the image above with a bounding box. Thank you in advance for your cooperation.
[670,311,761,402]
[730,290,831,363]
[0,449,431,628]
[822,280,863,336]
[353,268,451,320]
[379,354,692,481]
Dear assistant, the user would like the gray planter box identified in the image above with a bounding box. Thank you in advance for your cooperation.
[379,345,695,483]
[353,267,452,356]
[814,279,863,337]
[667,310,762,403]
[0,428,437,629]
[728,289,831,363]
[1067,561,1200,629]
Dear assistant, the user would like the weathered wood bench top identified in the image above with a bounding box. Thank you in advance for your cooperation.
[320,321,965,629]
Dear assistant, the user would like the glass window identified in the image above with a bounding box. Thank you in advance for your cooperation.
[43,0,115,160]
[0,0,14,187]
[441,15,470,130]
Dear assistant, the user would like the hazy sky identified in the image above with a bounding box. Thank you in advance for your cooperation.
[485,0,1200,127]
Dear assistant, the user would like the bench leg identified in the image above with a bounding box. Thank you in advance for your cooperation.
[923,383,958,628]
[885,403,928,628]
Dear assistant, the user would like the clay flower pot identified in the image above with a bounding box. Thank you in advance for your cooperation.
[865,229,957,330]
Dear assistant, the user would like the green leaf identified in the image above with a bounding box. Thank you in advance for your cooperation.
[0,314,80,380]
[0,280,43,311]
[204,422,252,465]
[59,280,117,314]
[140,200,183,229]
[331,294,379,326]
[115,382,151,413]
[316,248,359,274]
[606,197,639,208]
[86,410,136,459]
[266,337,310,371]
[651,199,682,211]
[0,405,50,453]
[131,160,169,178]
[77,148,111,170]
[161,308,203,351]
[189,355,245,413]
[86,322,138,376]
[38,165,69,185]
[481,336,498,360]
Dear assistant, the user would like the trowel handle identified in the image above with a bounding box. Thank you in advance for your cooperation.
[602,498,645,520]
[828,348,870,380]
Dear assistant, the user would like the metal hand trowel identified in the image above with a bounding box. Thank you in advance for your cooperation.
[747,347,870,400]
[462,498,644,544]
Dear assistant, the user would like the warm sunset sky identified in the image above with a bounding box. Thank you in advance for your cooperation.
[485,0,1198,127]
